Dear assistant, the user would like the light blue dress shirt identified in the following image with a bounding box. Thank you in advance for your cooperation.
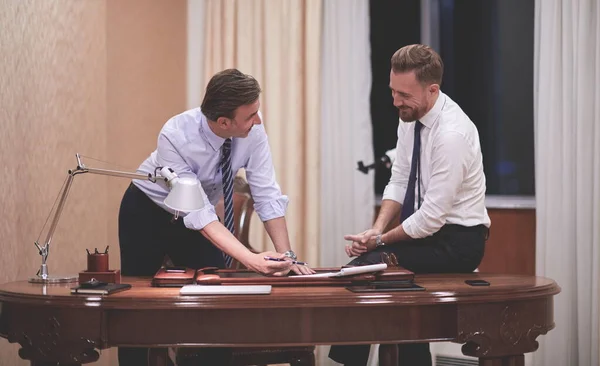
[133,108,289,230]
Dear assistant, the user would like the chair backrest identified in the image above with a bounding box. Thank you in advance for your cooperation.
[230,176,256,269]
[232,177,255,244]
[163,176,256,270]
[203,176,256,269]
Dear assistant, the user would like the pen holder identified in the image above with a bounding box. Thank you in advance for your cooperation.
[87,253,109,272]
[79,250,121,284]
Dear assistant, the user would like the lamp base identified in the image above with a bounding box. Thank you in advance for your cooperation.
[28,274,78,284]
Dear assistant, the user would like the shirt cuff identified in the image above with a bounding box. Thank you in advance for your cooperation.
[183,204,219,230]
[401,213,438,239]
[382,183,406,204]
[254,195,289,222]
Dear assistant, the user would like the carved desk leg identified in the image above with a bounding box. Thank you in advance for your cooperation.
[2,304,102,365]
[457,298,554,364]
[379,344,399,366]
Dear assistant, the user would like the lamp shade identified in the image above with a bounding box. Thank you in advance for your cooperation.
[164,178,206,212]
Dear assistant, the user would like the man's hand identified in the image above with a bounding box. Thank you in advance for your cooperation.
[289,262,316,275]
[242,251,292,276]
[265,256,316,276]
[344,229,380,257]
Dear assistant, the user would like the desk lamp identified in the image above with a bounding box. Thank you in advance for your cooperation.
[29,153,205,284]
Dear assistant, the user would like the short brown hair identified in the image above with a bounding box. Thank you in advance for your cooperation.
[391,44,444,85]
[201,69,261,121]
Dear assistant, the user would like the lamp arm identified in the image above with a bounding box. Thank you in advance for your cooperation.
[34,172,75,278]
[82,166,154,181]
[33,154,177,280]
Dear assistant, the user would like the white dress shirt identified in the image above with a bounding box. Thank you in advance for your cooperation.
[133,108,288,230]
[382,91,491,239]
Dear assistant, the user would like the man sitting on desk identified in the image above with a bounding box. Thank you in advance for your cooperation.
[118,68,314,365]
[329,44,491,365]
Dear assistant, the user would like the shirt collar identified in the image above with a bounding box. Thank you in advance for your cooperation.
[418,91,446,129]
[198,109,227,151]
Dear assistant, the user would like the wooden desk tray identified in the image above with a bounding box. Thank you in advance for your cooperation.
[152,267,197,287]
[79,269,121,284]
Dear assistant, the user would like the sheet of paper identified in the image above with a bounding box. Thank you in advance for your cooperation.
[294,263,388,278]
[294,272,339,278]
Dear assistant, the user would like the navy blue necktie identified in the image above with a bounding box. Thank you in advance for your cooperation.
[400,121,423,223]
[221,138,234,267]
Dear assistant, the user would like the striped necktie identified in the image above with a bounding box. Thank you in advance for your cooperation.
[220,138,234,267]
[400,120,423,223]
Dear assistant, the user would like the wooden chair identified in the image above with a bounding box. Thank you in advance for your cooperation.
[176,176,316,366]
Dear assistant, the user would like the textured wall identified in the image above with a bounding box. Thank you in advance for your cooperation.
[106,0,188,281]
[0,1,108,364]
[0,0,186,364]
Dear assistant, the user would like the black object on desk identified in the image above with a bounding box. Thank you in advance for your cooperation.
[465,279,490,286]
[71,282,131,295]
[346,281,425,293]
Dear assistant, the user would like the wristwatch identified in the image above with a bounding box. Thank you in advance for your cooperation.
[375,234,385,247]
[283,250,297,261]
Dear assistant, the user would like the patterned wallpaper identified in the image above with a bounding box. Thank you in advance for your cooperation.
[0,1,186,364]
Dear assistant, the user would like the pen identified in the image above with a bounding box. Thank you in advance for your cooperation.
[263,256,308,266]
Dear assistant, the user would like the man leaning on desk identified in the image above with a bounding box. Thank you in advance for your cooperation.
[329,44,491,366]
[117,68,314,365]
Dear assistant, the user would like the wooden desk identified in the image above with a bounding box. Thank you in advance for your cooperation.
[0,273,559,366]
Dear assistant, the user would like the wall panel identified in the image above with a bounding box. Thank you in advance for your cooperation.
[106,0,187,278]
[0,1,187,364]
[0,1,107,364]
[478,208,536,276]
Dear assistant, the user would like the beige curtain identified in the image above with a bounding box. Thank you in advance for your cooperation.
[203,0,322,266]
[534,0,600,365]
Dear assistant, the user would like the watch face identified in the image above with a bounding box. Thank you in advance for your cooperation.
[284,251,297,260]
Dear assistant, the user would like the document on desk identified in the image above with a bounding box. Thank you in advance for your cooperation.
[296,263,388,278]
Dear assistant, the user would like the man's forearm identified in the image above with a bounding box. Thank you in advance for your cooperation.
[381,223,412,244]
[263,216,292,253]
[200,221,254,263]
[373,199,402,233]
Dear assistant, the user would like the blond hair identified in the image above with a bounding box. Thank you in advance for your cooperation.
[391,44,443,85]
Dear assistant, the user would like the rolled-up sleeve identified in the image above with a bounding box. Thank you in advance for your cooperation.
[382,123,410,204]
[156,126,219,230]
[183,204,219,230]
[245,126,289,221]
[402,131,472,238]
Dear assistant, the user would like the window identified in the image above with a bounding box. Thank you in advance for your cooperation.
[369,0,535,196]
[369,0,421,194]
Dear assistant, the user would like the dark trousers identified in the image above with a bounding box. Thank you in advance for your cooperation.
[329,224,488,366]
[117,183,229,366]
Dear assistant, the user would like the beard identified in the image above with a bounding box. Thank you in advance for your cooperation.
[398,103,427,122]
[398,107,419,122]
